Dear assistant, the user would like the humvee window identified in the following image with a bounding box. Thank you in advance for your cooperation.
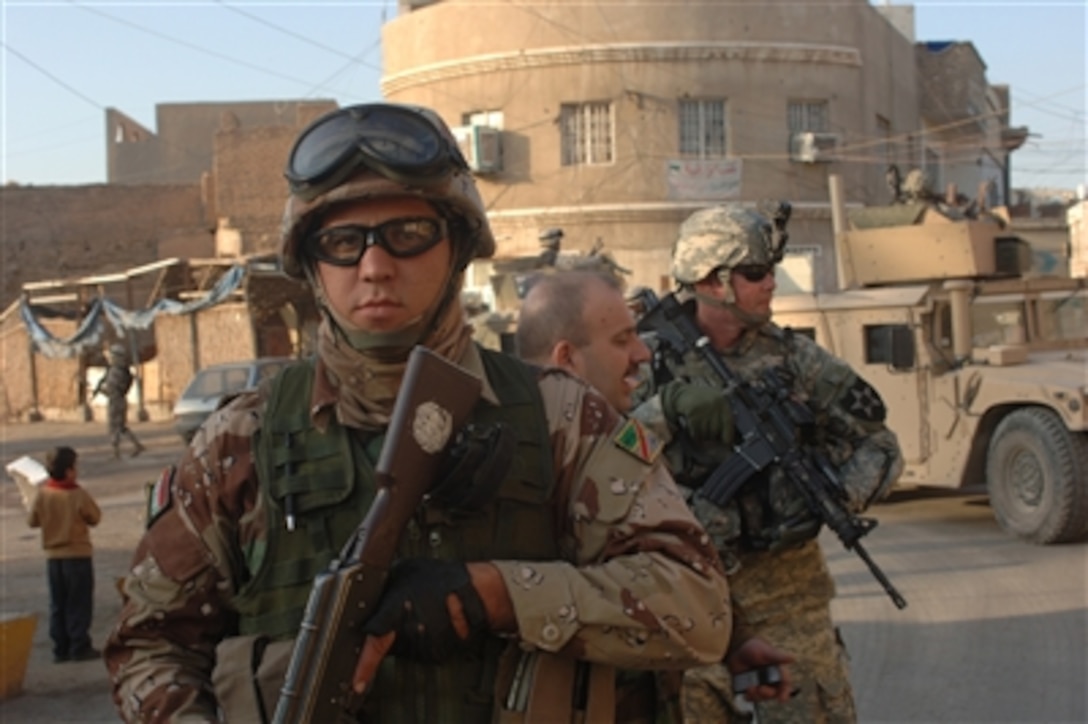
[790,327,816,341]
[864,324,914,370]
[1037,291,1087,342]
[971,298,1027,347]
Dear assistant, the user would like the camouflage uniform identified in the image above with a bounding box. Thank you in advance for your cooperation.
[633,203,903,724]
[94,345,143,458]
[105,342,733,722]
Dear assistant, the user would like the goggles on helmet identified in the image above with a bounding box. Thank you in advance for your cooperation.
[308,217,448,266]
[285,104,470,203]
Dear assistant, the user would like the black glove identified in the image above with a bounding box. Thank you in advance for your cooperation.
[660,380,735,446]
[362,558,489,663]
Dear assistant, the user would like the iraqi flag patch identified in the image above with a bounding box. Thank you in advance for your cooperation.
[145,466,174,528]
[613,418,663,464]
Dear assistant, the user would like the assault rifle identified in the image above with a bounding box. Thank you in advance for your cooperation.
[635,290,907,610]
[272,346,483,723]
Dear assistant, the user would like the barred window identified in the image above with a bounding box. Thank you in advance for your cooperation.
[788,100,830,133]
[679,99,727,158]
[560,102,613,166]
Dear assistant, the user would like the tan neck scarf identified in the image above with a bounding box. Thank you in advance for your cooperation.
[317,297,473,431]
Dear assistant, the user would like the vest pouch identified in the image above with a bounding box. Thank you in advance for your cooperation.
[212,634,294,724]
[263,424,360,518]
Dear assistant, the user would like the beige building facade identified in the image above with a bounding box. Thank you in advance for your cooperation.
[382,0,923,294]
[382,1,1031,297]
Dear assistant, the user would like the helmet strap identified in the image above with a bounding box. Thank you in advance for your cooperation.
[692,269,773,328]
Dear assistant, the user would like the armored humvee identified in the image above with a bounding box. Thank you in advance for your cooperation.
[772,185,1087,544]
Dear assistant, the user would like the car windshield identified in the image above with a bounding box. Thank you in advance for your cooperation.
[183,367,252,399]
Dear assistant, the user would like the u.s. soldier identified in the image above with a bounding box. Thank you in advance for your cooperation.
[91,343,144,459]
[105,103,752,723]
[632,203,904,723]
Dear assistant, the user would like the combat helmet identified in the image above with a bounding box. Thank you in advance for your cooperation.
[279,103,496,280]
[538,227,564,249]
[670,203,785,286]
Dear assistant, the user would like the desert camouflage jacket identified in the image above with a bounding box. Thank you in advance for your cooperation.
[105,344,732,722]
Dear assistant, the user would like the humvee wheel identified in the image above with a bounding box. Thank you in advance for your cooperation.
[986,407,1088,544]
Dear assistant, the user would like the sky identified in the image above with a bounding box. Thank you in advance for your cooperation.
[1,1,1085,191]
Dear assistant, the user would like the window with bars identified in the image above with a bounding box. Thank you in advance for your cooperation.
[679,99,727,158]
[560,102,613,166]
[788,100,830,133]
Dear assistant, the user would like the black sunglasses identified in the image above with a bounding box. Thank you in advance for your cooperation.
[733,264,775,283]
[308,217,448,266]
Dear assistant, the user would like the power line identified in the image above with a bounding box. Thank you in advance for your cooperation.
[66,0,357,97]
[2,42,104,110]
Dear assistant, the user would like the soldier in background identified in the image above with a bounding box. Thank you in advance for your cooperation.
[91,343,144,459]
[632,203,904,723]
[537,226,563,267]
[517,268,798,720]
[517,270,651,414]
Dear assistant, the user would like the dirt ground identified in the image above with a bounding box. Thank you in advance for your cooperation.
[1,418,187,722]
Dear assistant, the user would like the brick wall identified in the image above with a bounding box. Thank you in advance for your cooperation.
[0,184,207,309]
[213,125,299,256]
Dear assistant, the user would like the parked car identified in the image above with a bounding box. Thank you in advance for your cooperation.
[172,358,293,442]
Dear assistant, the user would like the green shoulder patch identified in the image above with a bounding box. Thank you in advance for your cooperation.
[145,466,175,528]
[613,418,663,464]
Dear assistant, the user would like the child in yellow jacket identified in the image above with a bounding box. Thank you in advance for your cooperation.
[27,446,102,663]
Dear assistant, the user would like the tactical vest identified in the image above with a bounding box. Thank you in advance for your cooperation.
[653,323,822,553]
[234,348,558,722]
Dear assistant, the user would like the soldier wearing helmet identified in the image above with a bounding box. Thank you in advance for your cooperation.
[108,103,739,723]
[537,226,563,267]
[90,342,143,459]
[632,202,904,724]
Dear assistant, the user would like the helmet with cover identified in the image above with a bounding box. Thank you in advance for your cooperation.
[108,343,128,362]
[538,227,564,251]
[279,103,496,280]
[670,204,781,286]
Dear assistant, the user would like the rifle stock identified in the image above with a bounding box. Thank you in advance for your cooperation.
[635,290,906,610]
[272,346,483,723]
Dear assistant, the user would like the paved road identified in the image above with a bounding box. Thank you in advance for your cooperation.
[831,487,1087,723]
[2,420,1085,722]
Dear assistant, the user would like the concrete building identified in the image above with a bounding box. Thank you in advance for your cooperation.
[381,0,1024,295]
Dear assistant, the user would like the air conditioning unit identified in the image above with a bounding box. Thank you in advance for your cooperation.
[452,125,503,174]
[790,132,840,163]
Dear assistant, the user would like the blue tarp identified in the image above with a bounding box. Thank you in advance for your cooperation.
[20,264,246,359]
